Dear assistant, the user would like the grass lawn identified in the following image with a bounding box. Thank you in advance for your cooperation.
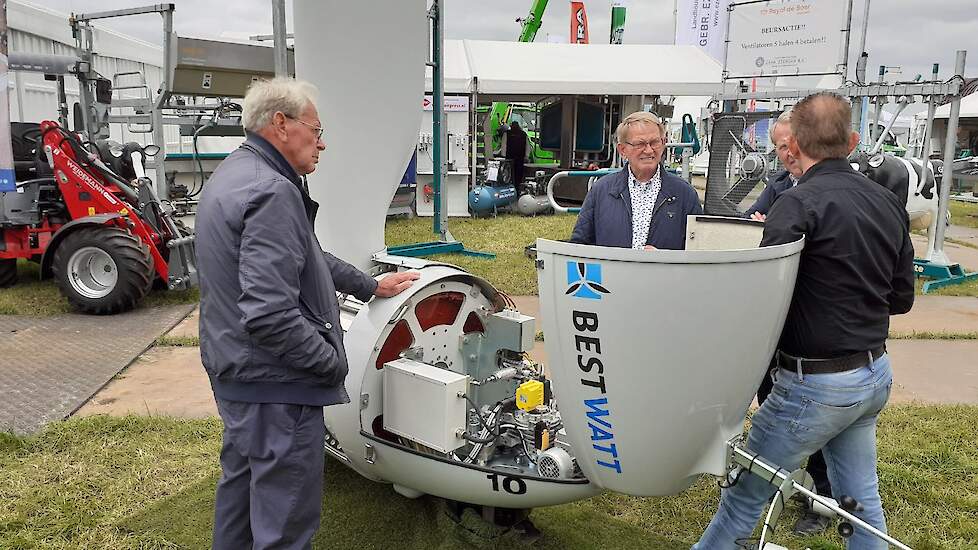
[2,209,975,315]
[914,275,978,298]
[388,214,978,297]
[0,260,198,316]
[1,408,976,549]
[385,214,578,295]
[949,200,978,230]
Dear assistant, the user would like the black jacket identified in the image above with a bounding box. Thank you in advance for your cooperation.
[761,158,914,358]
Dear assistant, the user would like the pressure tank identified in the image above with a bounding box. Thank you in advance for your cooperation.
[516,194,553,216]
[468,184,517,215]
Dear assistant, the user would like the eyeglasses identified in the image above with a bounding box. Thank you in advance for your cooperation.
[623,138,663,150]
[286,115,325,141]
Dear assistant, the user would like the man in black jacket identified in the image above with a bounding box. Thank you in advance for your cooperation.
[751,108,835,535]
[694,92,914,550]
[503,120,529,185]
[197,78,417,550]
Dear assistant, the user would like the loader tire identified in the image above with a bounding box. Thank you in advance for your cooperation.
[0,258,17,287]
[52,226,154,315]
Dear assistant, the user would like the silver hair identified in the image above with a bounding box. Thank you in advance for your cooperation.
[241,77,319,132]
[769,109,793,142]
[615,111,666,144]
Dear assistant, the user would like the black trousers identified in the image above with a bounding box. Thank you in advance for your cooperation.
[756,360,833,498]
[212,398,326,550]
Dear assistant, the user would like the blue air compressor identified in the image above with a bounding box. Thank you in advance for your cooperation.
[468,184,517,214]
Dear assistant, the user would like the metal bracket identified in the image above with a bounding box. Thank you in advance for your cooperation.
[535,259,545,270]
[359,393,369,410]
[364,443,376,464]
[728,443,912,550]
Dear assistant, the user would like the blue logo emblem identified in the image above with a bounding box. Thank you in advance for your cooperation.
[566,261,609,300]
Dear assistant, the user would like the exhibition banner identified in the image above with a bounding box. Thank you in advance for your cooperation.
[610,3,626,44]
[675,0,732,63]
[725,0,849,78]
[570,2,590,44]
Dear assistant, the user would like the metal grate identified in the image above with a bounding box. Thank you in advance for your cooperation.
[704,112,783,217]
[537,454,561,478]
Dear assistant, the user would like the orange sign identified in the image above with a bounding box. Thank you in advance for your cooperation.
[570,2,589,44]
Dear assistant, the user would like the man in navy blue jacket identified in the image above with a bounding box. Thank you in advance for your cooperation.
[743,110,803,221]
[570,111,702,250]
[197,78,418,550]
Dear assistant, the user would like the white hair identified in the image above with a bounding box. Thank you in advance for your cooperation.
[769,109,793,142]
[241,77,319,132]
[616,111,666,144]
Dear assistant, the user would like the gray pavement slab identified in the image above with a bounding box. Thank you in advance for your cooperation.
[70,284,978,423]
[912,232,978,270]
[889,296,978,335]
[76,346,216,418]
[887,340,978,404]
[0,304,195,434]
[946,223,978,242]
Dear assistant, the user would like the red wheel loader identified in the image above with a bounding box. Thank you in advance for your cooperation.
[0,120,197,314]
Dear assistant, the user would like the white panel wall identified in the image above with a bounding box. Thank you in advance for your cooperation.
[6,1,177,148]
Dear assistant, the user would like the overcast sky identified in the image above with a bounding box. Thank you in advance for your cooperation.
[28,0,976,109]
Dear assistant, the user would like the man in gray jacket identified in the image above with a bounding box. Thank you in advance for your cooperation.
[196,77,417,550]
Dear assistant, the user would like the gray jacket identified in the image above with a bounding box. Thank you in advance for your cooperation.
[196,133,377,406]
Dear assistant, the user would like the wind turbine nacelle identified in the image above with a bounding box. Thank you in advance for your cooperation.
[536,219,803,496]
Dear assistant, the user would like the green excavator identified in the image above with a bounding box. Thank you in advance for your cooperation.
[477,0,555,167]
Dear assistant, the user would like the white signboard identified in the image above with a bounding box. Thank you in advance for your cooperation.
[675,0,733,63]
[726,0,848,78]
[422,95,469,112]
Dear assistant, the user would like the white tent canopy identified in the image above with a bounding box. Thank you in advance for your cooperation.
[425,39,724,97]
[930,92,978,119]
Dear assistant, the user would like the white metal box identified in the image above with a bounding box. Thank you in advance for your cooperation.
[383,358,469,453]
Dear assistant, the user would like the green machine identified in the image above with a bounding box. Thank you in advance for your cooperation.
[477,0,556,169]
[477,103,556,166]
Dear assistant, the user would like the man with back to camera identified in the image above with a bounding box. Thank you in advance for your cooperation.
[570,111,702,250]
[503,120,530,185]
[693,92,915,550]
[749,108,835,535]
[195,77,418,550]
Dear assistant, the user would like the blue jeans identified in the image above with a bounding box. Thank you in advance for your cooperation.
[693,354,894,550]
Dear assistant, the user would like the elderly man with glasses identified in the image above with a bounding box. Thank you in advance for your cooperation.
[570,111,702,250]
[196,77,418,550]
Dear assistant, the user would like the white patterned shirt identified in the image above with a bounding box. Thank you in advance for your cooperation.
[628,165,662,249]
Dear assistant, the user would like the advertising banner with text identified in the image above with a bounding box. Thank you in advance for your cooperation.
[570,2,590,44]
[725,0,849,78]
[675,0,732,63]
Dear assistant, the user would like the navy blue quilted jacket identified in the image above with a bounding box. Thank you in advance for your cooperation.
[570,167,703,250]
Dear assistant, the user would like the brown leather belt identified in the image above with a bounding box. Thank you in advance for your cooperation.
[777,345,886,375]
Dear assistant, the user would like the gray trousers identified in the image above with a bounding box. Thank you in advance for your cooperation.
[213,398,326,550]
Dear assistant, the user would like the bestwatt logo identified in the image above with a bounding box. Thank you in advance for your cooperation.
[566,261,609,300]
